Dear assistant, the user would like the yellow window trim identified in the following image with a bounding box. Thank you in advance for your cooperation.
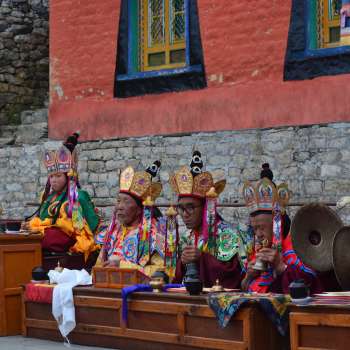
[141,0,186,72]
[321,0,340,48]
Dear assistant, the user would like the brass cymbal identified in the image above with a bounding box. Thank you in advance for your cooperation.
[291,203,343,272]
[333,226,350,291]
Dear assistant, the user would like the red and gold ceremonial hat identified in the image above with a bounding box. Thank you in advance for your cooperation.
[43,133,79,176]
[43,145,78,176]
[119,161,162,202]
[169,151,226,199]
[243,164,290,214]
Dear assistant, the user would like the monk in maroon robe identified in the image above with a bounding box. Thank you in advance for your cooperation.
[170,151,245,289]
[173,196,244,289]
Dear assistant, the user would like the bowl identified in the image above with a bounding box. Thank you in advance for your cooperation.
[6,221,22,232]
[32,266,49,281]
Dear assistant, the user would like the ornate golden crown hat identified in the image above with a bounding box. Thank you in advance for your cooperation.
[119,161,162,202]
[242,163,290,213]
[169,151,226,198]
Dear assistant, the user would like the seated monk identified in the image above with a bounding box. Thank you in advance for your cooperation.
[172,151,247,289]
[241,164,323,294]
[95,161,176,277]
[24,133,100,261]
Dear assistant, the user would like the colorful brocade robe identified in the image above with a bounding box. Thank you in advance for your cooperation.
[173,220,251,289]
[95,215,176,277]
[178,220,250,267]
[246,233,320,294]
[29,189,100,259]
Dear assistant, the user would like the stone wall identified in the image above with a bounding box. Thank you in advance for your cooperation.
[0,0,49,126]
[1,119,350,226]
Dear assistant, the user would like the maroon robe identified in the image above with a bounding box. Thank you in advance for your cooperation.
[269,265,324,295]
[317,270,341,292]
[173,252,243,289]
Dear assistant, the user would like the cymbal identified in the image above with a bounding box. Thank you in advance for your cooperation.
[291,203,343,272]
[333,226,350,290]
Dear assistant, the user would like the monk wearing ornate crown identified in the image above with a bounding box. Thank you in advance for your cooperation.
[241,164,323,294]
[24,133,100,261]
[171,151,247,289]
[95,161,177,277]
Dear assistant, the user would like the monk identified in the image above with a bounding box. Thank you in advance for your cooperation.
[24,133,99,261]
[172,151,247,289]
[241,164,323,294]
[95,162,177,277]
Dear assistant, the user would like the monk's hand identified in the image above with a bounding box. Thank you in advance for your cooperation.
[241,262,260,291]
[181,246,201,264]
[21,221,30,231]
[103,256,120,267]
[24,222,41,234]
[256,248,286,275]
[246,261,261,280]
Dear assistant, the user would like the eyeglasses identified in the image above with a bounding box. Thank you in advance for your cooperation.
[176,204,202,215]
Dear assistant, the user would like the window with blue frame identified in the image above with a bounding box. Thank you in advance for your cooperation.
[140,0,186,71]
[115,0,206,98]
[284,0,350,80]
[309,0,350,49]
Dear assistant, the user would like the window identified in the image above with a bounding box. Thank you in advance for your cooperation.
[318,0,341,47]
[140,0,186,71]
[115,0,206,98]
[312,0,341,48]
[133,0,189,72]
[284,0,350,81]
[309,0,350,49]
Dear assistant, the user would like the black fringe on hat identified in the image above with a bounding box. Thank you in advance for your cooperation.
[260,163,273,181]
[63,132,79,153]
[190,150,203,177]
[146,160,161,178]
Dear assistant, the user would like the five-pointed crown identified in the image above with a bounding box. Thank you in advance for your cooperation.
[169,151,226,198]
[243,164,290,213]
[43,133,79,176]
[119,161,162,202]
[43,145,78,176]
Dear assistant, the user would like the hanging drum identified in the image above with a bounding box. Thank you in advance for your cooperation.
[291,203,343,272]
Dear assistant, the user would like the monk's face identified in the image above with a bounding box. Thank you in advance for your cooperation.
[115,193,142,227]
[250,213,273,244]
[49,173,67,193]
[177,197,204,230]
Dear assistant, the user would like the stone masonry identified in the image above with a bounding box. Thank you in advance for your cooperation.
[0,0,49,126]
[1,114,350,227]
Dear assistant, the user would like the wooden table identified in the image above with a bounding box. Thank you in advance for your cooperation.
[24,286,287,350]
[290,304,350,350]
[0,234,41,336]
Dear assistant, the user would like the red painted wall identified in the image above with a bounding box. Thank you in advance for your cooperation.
[49,0,350,141]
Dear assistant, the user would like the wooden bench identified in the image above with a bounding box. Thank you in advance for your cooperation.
[24,286,286,350]
[290,305,350,350]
